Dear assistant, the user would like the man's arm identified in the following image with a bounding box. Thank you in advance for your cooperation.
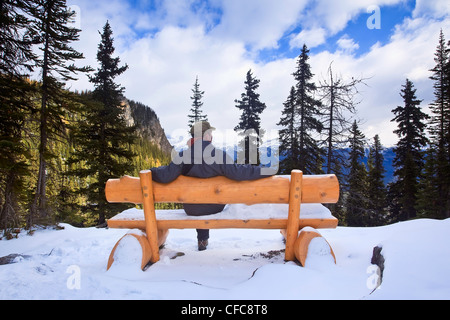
[220,152,273,181]
[150,162,183,184]
[222,163,265,181]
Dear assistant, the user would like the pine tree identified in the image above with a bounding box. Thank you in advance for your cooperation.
[427,30,450,218]
[345,120,368,226]
[234,69,266,165]
[416,147,441,218]
[277,86,298,173]
[67,21,136,225]
[0,0,37,233]
[28,0,91,228]
[389,79,429,221]
[0,0,35,76]
[188,76,207,130]
[366,134,388,226]
[292,44,323,174]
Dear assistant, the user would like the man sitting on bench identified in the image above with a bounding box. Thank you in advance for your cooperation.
[149,121,271,251]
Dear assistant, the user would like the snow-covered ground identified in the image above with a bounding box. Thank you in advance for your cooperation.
[1,204,449,300]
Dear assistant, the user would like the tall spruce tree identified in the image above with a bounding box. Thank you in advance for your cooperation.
[0,0,37,233]
[28,0,91,228]
[188,76,207,130]
[277,86,298,173]
[234,69,266,165]
[389,79,429,221]
[366,134,388,226]
[291,44,323,174]
[67,21,135,225]
[0,0,35,76]
[345,120,368,226]
[427,30,450,218]
[417,147,441,218]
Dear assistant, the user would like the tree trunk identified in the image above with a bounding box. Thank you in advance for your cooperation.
[29,17,51,228]
[326,68,334,175]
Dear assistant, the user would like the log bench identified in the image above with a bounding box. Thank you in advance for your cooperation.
[105,169,339,270]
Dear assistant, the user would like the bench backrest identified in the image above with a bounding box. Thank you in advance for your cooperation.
[105,172,339,205]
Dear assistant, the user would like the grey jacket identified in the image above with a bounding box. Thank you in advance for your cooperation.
[150,139,267,216]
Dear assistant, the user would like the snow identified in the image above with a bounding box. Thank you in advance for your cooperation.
[1,206,450,300]
[111,203,335,221]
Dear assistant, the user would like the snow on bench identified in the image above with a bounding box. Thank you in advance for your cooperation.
[110,203,336,222]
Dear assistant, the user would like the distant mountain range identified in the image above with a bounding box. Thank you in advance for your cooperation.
[167,133,396,184]
[347,147,395,185]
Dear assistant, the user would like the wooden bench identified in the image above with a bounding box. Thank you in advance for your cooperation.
[105,169,339,270]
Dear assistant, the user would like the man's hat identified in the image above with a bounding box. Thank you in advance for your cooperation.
[190,121,216,137]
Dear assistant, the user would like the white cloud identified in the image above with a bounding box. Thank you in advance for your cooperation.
[413,0,450,19]
[289,28,327,49]
[133,0,221,32]
[211,0,308,50]
[336,35,359,54]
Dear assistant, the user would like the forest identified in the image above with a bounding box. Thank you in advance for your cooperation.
[1,1,449,238]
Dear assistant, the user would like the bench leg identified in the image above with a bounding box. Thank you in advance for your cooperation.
[293,227,336,267]
[107,231,153,271]
[285,170,302,261]
[139,170,161,263]
[107,229,170,271]
[157,229,169,248]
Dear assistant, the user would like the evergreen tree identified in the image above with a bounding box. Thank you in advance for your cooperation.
[234,69,266,165]
[188,76,207,130]
[366,134,388,226]
[416,147,441,218]
[0,0,35,76]
[67,21,135,225]
[28,0,91,228]
[292,44,323,174]
[345,120,368,226]
[389,79,429,221]
[427,30,450,218]
[277,86,298,173]
[0,0,37,233]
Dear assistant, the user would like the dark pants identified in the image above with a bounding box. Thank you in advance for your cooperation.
[196,229,209,241]
[183,203,226,241]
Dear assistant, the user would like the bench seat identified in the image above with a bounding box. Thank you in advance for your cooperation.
[107,203,338,230]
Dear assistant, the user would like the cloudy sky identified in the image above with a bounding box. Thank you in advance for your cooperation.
[66,0,450,147]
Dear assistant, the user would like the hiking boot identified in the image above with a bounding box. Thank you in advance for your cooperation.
[198,239,208,251]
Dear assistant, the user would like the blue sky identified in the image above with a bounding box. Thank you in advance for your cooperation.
[250,1,417,62]
[68,0,450,147]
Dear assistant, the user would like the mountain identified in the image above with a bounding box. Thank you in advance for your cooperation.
[326,147,395,184]
[278,147,395,184]
[123,99,172,155]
